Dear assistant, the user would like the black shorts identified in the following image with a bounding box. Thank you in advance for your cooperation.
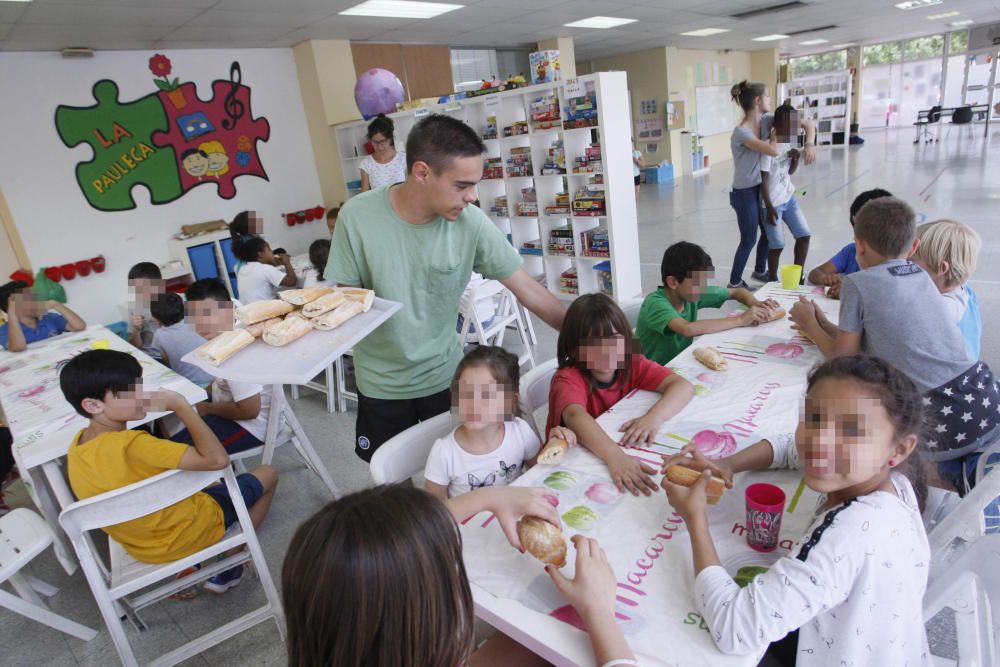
[355,387,452,462]
[634,175,641,186]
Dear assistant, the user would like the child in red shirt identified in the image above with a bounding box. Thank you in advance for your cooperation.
[547,294,694,497]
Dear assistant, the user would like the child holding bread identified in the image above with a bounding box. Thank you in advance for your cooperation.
[548,293,694,497]
[173,279,271,454]
[662,355,930,666]
[424,345,576,499]
[636,242,780,365]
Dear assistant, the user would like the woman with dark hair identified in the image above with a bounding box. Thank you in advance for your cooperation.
[360,114,407,191]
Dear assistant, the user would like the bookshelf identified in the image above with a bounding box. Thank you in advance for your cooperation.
[779,69,852,148]
[333,72,642,303]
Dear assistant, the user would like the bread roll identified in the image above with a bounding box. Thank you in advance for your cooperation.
[279,286,335,306]
[693,346,728,371]
[765,308,786,323]
[516,516,567,567]
[303,291,347,317]
[262,316,314,347]
[311,301,364,331]
[236,300,293,325]
[244,317,282,338]
[537,436,569,465]
[665,464,726,505]
[195,328,254,365]
[340,288,375,313]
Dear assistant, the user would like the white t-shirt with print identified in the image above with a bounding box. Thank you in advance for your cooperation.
[361,151,407,190]
[424,417,541,498]
[236,262,285,304]
[759,146,796,208]
[211,377,272,442]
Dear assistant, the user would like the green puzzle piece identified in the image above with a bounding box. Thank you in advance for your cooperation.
[55,80,182,211]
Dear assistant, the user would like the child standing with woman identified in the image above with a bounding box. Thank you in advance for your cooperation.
[548,293,694,497]
[662,355,930,665]
[424,346,576,499]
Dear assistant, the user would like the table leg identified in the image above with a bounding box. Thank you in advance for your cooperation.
[260,385,284,465]
[279,396,339,498]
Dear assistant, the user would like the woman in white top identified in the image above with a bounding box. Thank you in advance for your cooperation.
[663,355,931,667]
[360,114,407,191]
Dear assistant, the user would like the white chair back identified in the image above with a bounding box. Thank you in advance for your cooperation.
[458,280,535,370]
[370,412,455,485]
[518,358,558,439]
[619,297,644,331]
[928,455,1000,581]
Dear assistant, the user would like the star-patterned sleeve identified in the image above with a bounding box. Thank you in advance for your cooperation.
[923,361,1000,461]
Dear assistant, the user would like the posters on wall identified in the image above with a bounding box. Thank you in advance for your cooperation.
[55,55,271,212]
[636,98,664,141]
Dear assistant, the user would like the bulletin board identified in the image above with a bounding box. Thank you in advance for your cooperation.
[694,84,737,137]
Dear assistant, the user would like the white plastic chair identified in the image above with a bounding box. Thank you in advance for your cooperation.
[518,358,558,439]
[230,385,339,497]
[0,508,97,641]
[924,534,1000,665]
[619,297,644,332]
[369,412,454,485]
[288,353,357,414]
[458,280,535,370]
[59,467,285,667]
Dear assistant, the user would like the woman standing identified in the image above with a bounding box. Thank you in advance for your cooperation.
[360,114,407,191]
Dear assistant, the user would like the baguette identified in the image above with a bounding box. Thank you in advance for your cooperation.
[765,307,786,323]
[279,286,335,306]
[693,346,728,371]
[516,516,567,567]
[244,317,282,338]
[262,316,314,347]
[340,287,375,313]
[195,328,254,365]
[311,301,364,331]
[236,299,293,325]
[303,291,347,317]
[665,464,726,505]
[537,436,569,465]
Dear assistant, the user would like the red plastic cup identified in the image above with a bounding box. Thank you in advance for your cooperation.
[44,266,62,282]
[59,263,77,280]
[75,260,91,277]
[745,483,786,552]
[90,256,106,273]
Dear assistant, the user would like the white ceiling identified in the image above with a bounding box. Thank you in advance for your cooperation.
[1,0,998,59]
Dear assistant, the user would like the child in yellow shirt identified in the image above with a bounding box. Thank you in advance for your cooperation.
[60,349,278,597]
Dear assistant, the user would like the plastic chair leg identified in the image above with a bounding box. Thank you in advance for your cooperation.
[0,578,98,641]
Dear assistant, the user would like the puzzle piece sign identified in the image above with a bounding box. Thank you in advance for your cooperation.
[55,56,270,211]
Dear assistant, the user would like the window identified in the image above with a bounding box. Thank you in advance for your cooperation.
[450,49,500,92]
[789,50,847,76]
[903,35,944,61]
[949,30,968,53]
[863,42,902,66]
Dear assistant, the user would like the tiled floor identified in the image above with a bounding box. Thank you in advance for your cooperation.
[2,127,997,666]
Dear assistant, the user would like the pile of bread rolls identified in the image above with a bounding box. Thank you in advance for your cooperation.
[195,286,375,365]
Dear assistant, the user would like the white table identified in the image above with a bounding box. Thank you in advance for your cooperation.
[463,284,839,666]
[3,326,207,573]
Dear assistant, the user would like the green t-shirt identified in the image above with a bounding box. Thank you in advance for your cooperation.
[635,285,729,364]
[329,187,522,399]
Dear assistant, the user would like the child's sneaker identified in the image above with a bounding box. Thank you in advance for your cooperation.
[727,280,755,291]
[750,271,771,283]
[204,564,244,595]
[170,564,201,601]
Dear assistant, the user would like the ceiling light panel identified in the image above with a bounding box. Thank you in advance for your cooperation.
[564,16,637,29]
[339,1,463,19]
[753,34,789,41]
[680,27,730,37]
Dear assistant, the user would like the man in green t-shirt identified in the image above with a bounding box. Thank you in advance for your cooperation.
[330,114,566,461]
[636,242,780,365]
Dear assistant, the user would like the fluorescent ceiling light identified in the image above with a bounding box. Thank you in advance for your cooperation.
[800,38,829,45]
[895,0,943,9]
[339,0,463,19]
[927,10,960,19]
[833,43,855,48]
[0,0,33,3]
[949,19,974,26]
[752,34,789,42]
[564,16,637,29]
[680,27,730,37]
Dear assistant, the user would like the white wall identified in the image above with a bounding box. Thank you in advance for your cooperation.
[0,48,326,325]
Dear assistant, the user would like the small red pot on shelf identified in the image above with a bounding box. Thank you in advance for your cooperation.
[44,266,62,282]
[75,260,92,277]
[90,256,106,273]
[286,213,296,226]
[59,263,77,280]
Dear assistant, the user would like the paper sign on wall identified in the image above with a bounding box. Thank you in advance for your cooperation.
[55,55,271,212]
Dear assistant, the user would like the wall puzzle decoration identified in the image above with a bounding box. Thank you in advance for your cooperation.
[55,55,271,211]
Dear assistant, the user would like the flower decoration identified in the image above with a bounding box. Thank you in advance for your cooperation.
[149,54,180,92]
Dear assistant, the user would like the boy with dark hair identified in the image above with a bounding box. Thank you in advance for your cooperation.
[60,349,277,595]
[636,242,780,365]
[177,284,271,456]
[790,196,1000,493]
[0,280,86,352]
[127,261,165,360]
[329,113,566,462]
[150,293,212,387]
[807,188,893,297]
[760,103,810,282]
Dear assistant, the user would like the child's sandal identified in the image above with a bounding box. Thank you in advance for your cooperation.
[169,564,201,601]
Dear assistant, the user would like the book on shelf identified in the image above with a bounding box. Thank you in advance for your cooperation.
[559,267,579,295]
[548,228,575,256]
[580,226,610,258]
[506,147,533,178]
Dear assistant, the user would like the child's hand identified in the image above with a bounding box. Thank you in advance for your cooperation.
[789,296,819,332]
[608,450,659,496]
[145,389,185,413]
[757,298,781,312]
[619,412,664,446]
[827,281,841,299]
[662,468,712,523]
[820,272,841,287]
[765,206,778,226]
[661,444,735,488]
[549,426,577,447]
[739,306,769,327]
[45,300,62,311]
[130,313,145,330]
[487,486,561,551]
[546,535,618,623]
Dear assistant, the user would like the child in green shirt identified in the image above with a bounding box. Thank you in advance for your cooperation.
[636,242,780,364]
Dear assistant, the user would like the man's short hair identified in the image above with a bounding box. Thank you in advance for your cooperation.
[60,349,142,418]
[660,242,714,284]
[405,114,485,175]
[854,196,916,258]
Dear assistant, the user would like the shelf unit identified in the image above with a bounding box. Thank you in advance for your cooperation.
[167,229,241,300]
[333,72,641,302]
[779,69,852,148]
